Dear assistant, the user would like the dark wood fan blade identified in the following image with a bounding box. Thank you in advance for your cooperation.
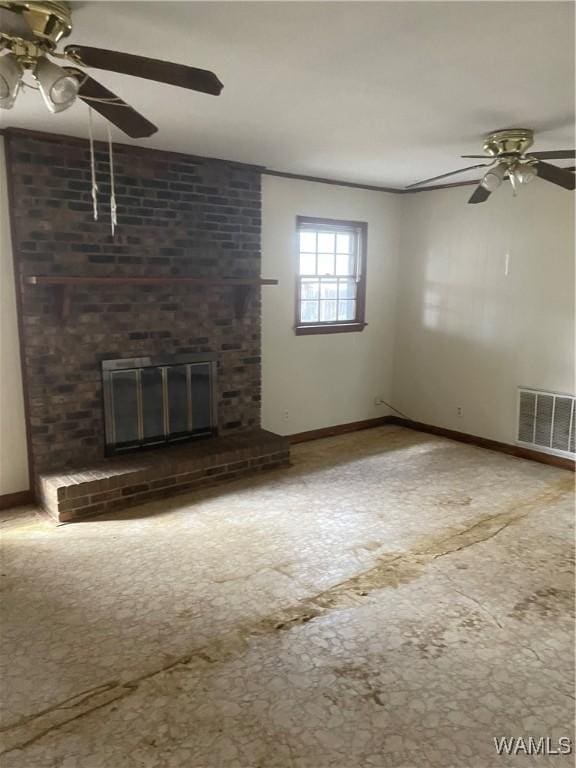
[461,155,492,159]
[528,150,576,160]
[66,69,158,138]
[535,160,576,190]
[406,163,492,189]
[65,45,223,96]
[468,184,491,204]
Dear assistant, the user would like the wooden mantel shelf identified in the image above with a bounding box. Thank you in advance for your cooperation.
[24,275,279,320]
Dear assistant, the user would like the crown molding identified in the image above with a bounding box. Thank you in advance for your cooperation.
[3,126,571,194]
[263,169,403,194]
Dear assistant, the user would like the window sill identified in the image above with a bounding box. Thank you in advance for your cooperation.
[294,322,367,336]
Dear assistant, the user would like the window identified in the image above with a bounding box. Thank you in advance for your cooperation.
[295,216,367,335]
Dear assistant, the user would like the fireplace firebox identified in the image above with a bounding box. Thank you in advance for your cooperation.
[102,354,217,455]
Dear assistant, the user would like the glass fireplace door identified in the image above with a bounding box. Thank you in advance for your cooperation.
[103,355,216,455]
[141,366,165,445]
[110,369,140,448]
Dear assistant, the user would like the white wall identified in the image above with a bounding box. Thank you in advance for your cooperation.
[261,175,401,435]
[0,137,29,494]
[392,181,575,445]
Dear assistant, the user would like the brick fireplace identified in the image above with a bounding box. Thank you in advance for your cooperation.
[4,129,289,520]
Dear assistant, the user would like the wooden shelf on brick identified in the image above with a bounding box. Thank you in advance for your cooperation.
[24,275,279,320]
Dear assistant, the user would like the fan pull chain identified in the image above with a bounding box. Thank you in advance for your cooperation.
[107,125,117,236]
[88,107,99,221]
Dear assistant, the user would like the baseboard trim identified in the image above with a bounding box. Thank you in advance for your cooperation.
[288,416,395,444]
[288,415,575,471]
[389,417,575,472]
[0,489,34,510]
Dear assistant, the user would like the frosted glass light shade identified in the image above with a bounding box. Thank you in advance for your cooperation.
[515,163,537,185]
[34,57,79,113]
[481,163,507,192]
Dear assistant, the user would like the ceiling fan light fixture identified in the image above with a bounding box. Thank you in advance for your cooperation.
[34,56,79,113]
[481,162,507,193]
[514,162,537,185]
[0,53,23,109]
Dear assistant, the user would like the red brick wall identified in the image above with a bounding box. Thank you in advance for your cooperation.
[5,130,263,475]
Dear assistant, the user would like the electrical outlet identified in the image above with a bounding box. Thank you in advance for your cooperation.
[374,396,386,407]
[456,406,463,418]
[282,410,290,422]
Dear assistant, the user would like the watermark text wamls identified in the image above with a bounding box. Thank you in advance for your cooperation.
[494,736,573,756]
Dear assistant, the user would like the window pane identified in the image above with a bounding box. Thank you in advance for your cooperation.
[317,253,335,275]
[299,252,316,275]
[336,252,355,275]
[301,278,320,300]
[317,232,335,253]
[299,231,316,252]
[320,300,337,322]
[320,280,338,299]
[336,233,352,253]
[338,279,356,299]
[296,221,364,330]
[300,300,319,323]
[338,300,356,321]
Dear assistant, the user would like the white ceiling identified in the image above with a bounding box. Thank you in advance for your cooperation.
[1,1,574,187]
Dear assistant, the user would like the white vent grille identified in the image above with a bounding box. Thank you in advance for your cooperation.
[517,388,575,458]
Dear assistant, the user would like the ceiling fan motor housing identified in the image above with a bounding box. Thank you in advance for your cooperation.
[0,1,72,48]
[483,128,534,157]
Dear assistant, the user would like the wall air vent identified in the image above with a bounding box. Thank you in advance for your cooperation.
[517,388,575,458]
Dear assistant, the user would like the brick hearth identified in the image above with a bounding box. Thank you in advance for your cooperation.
[39,429,289,522]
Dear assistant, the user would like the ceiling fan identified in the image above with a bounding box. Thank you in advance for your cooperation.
[406,128,575,203]
[0,0,223,138]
